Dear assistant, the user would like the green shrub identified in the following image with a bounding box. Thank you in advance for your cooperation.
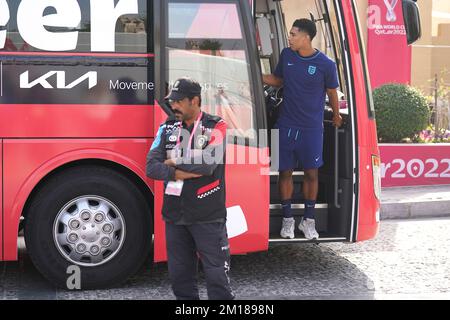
[373,84,430,142]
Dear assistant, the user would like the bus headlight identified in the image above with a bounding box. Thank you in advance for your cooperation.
[372,155,381,200]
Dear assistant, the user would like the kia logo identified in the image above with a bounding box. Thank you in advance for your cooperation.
[20,71,98,89]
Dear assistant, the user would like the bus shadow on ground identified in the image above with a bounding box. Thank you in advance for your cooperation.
[229,243,375,300]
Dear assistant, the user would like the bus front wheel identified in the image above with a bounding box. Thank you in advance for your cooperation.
[24,165,152,289]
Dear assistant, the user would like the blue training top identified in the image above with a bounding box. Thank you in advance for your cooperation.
[274,48,339,129]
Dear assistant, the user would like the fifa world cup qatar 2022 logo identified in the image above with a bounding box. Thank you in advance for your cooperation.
[384,0,399,22]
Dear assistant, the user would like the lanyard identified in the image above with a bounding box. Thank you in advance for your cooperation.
[176,111,203,157]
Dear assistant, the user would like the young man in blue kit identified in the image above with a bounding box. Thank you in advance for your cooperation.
[263,19,343,240]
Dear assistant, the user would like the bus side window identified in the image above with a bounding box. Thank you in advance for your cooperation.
[166,1,258,143]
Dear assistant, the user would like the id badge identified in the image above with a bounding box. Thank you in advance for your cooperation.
[165,180,184,196]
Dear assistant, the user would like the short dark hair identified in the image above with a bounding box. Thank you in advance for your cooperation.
[292,19,317,40]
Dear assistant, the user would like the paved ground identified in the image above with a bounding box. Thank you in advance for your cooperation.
[1,218,450,300]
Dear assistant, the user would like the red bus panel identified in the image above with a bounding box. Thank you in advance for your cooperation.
[341,0,380,241]
[0,140,3,260]
[2,138,152,261]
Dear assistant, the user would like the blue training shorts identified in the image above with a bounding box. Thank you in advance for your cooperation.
[277,126,324,171]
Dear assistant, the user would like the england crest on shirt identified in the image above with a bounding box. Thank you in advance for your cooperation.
[308,65,317,75]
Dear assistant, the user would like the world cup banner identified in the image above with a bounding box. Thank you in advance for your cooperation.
[367,0,412,89]
[380,144,450,187]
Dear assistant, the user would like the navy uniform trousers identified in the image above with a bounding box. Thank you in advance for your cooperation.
[165,221,235,300]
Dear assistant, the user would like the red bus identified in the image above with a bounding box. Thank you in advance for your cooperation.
[0,0,420,288]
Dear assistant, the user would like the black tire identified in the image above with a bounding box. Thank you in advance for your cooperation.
[24,165,152,289]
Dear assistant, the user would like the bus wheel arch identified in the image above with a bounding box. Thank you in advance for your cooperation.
[22,161,154,289]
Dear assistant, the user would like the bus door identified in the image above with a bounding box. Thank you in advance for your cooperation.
[153,0,269,262]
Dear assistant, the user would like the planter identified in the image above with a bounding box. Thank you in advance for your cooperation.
[379,143,450,187]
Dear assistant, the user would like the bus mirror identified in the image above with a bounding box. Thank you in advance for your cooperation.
[402,0,422,45]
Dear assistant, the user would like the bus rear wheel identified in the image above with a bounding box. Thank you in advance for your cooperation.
[24,165,152,289]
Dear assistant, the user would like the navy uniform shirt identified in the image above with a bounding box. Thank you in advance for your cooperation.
[146,113,228,225]
[274,48,339,129]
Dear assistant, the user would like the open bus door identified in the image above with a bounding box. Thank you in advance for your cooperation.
[152,0,269,262]
[253,0,356,242]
